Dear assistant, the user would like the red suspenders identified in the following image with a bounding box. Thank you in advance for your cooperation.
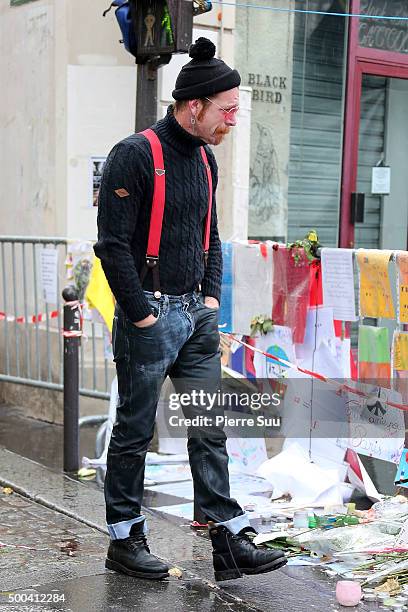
[139,128,213,298]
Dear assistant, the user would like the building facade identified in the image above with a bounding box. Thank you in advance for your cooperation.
[1,0,407,250]
[235,0,408,250]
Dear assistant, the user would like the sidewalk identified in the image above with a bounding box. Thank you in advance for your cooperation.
[0,447,371,612]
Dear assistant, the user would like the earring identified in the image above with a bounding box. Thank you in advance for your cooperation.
[191,116,196,125]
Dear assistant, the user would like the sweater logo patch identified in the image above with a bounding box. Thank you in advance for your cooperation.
[114,188,130,198]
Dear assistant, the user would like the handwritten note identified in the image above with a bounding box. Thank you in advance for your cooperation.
[393,331,408,372]
[337,386,404,464]
[396,252,408,324]
[356,249,395,319]
[40,249,58,304]
[321,248,357,321]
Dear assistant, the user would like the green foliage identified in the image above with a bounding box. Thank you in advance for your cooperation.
[250,315,274,337]
[287,229,321,265]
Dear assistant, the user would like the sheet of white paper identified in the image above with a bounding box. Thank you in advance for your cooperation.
[372,166,391,195]
[327,337,351,378]
[321,248,358,321]
[396,519,408,547]
[226,437,268,474]
[144,463,192,483]
[40,248,59,304]
[257,442,344,504]
[299,307,336,353]
[297,342,346,379]
[283,438,348,481]
[233,241,273,334]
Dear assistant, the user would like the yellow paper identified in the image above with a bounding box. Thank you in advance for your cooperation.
[394,332,408,372]
[396,252,408,324]
[357,249,395,319]
[85,257,115,331]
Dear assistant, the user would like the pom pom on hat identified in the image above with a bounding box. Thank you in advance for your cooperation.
[189,37,216,61]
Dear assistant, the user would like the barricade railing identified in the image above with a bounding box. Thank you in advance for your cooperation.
[0,236,115,401]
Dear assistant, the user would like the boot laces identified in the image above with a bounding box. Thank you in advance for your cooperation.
[127,534,150,553]
[232,531,257,549]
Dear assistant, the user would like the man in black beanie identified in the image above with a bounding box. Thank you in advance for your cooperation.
[94,37,286,582]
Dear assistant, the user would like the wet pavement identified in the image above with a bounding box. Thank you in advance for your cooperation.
[0,405,99,471]
[0,403,389,612]
[0,447,379,612]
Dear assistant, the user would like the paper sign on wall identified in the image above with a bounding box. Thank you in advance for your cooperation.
[40,249,59,304]
[90,157,106,207]
[321,248,357,321]
[371,166,391,195]
[356,249,395,319]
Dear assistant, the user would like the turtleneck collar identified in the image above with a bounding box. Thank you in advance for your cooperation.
[153,105,206,156]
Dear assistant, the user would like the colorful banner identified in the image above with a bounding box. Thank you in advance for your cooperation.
[356,249,395,319]
[272,246,310,344]
[396,251,408,324]
[358,325,391,382]
[85,257,115,332]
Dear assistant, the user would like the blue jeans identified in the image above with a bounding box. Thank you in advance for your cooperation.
[105,291,249,539]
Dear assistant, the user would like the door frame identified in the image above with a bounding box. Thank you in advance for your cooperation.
[340,0,408,247]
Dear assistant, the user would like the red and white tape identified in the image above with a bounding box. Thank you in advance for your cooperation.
[0,310,59,324]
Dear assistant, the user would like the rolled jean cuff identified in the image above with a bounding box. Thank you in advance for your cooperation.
[107,515,147,540]
[216,512,251,535]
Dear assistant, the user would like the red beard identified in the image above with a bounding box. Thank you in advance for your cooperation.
[213,126,230,144]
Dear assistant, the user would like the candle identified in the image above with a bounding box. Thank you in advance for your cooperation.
[335,581,362,607]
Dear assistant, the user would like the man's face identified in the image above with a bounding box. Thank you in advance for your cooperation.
[194,87,240,146]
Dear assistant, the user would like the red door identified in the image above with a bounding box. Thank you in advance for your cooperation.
[340,0,408,249]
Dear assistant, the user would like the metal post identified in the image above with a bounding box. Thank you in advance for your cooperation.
[62,285,80,473]
[135,61,159,133]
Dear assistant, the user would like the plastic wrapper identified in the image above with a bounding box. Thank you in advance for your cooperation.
[66,240,94,302]
[294,523,396,556]
[272,246,310,343]
[372,496,408,520]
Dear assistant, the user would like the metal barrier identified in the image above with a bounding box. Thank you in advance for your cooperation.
[0,236,115,400]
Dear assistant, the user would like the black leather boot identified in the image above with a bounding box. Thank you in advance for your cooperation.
[209,523,287,581]
[105,521,169,580]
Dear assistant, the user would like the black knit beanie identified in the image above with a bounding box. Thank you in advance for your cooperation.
[172,37,241,100]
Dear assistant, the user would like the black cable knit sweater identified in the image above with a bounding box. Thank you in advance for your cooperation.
[94,106,222,323]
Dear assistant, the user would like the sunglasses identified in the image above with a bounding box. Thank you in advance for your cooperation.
[204,97,240,120]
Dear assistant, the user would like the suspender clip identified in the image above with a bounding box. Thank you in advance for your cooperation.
[146,256,159,268]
